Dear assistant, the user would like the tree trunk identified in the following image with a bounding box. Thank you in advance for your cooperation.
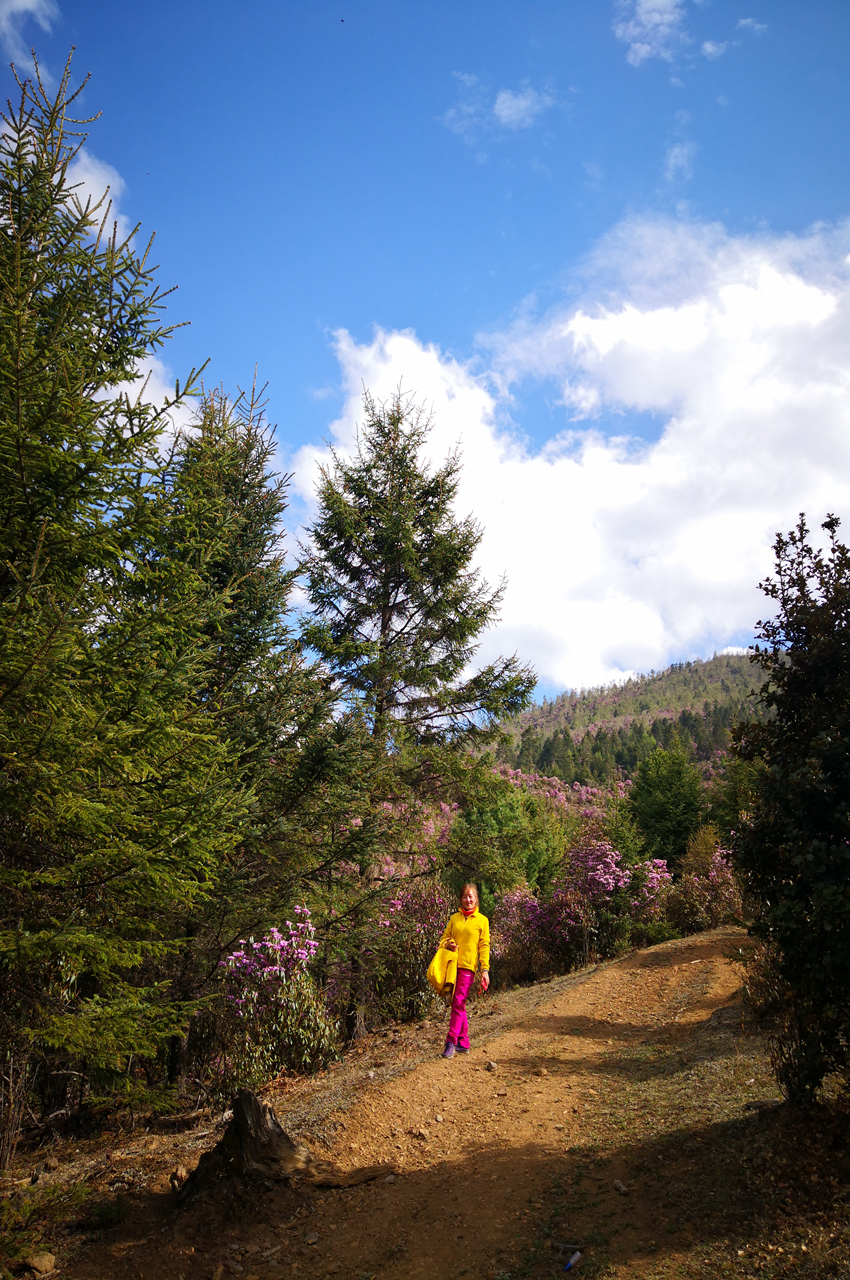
[177,1090,393,1200]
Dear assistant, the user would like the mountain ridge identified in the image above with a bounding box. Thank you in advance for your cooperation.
[495,652,762,783]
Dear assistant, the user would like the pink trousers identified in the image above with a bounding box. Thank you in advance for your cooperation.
[446,967,476,1049]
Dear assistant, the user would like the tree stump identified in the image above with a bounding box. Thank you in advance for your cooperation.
[178,1090,394,1201]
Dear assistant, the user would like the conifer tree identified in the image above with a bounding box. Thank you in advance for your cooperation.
[301,390,535,746]
[626,734,706,872]
[157,388,386,1053]
[0,58,242,1146]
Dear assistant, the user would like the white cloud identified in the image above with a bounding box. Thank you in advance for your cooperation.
[701,39,728,59]
[295,218,850,691]
[0,0,58,62]
[441,73,489,148]
[737,17,767,35]
[664,140,696,181]
[613,0,689,66]
[66,147,131,243]
[443,74,557,149]
[493,83,555,130]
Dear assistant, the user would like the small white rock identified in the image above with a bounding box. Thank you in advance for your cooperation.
[25,1256,56,1276]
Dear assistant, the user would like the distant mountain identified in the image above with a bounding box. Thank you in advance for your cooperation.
[494,653,763,785]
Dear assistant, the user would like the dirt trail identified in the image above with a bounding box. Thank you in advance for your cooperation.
[34,927,773,1280]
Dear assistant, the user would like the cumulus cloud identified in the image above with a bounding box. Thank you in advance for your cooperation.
[701,40,728,59]
[0,0,58,62]
[443,73,557,149]
[737,17,767,35]
[613,0,689,66]
[66,147,132,243]
[294,218,850,692]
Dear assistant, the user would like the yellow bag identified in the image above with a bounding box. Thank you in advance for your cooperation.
[427,937,457,996]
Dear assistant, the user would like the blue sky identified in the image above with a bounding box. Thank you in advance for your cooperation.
[5,1,850,694]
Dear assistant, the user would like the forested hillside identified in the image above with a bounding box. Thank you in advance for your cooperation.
[495,653,761,783]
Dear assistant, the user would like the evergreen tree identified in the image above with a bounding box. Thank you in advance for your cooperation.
[158,389,386,1040]
[301,389,535,1039]
[0,58,242,1146]
[733,515,850,1101]
[626,735,706,872]
[301,390,535,746]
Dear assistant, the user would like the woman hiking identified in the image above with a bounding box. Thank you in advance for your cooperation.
[439,883,490,1059]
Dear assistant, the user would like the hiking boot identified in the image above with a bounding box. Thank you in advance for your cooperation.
[442,1043,455,1059]
[456,1045,470,1054]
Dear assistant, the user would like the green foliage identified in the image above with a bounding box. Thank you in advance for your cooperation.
[706,752,763,846]
[665,827,742,934]
[733,514,850,1102]
[626,736,707,873]
[214,969,339,1096]
[603,795,646,864]
[302,389,535,746]
[440,762,573,896]
[0,57,244,1114]
[154,387,378,1022]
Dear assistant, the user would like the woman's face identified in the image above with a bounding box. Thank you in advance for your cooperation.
[460,885,477,913]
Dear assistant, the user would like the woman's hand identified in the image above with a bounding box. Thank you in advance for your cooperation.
[481,970,490,991]
[445,939,458,952]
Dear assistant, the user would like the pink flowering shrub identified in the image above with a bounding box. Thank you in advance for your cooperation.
[223,908,319,1003]
[628,859,674,922]
[324,879,454,1027]
[213,907,338,1092]
[666,847,742,934]
[624,858,677,947]
[491,839,636,983]
[490,882,550,984]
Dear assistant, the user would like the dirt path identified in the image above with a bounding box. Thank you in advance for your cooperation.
[16,927,784,1280]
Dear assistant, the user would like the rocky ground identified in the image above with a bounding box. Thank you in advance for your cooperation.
[5,926,849,1280]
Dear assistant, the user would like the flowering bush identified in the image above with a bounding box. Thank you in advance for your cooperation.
[667,847,742,934]
[628,859,674,922]
[323,880,454,1028]
[624,858,677,947]
[213,908,339,1093]
[371,880,454,1022]
[490,838,637,983]
[490,882,550,985]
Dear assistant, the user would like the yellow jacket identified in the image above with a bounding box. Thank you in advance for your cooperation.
[439,909,490,974]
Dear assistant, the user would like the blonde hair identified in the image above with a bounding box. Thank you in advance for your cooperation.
[460,882,479,908]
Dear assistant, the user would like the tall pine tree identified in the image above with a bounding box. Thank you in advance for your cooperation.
[0,58,242,1151]
[301,389,535,746]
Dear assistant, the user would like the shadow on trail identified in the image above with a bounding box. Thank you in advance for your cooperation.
[64,1097,849,1280]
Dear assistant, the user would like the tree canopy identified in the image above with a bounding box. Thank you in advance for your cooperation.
[301,389,535,746]
[626,734,706,872]
[733,514,850,1101]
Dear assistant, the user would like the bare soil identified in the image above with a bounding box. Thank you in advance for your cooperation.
[4,926,849,1280]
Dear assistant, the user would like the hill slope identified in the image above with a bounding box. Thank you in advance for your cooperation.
[495,653,762,783]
